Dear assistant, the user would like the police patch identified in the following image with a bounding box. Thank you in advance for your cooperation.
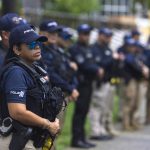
[95,56,101,62]
[12,17,23,24]
[10,90,25,97]
[105,50,111,56]
[86,52,92,58]
[76,55,85,64]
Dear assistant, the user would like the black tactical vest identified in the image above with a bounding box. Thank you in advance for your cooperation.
[0,58,50,136]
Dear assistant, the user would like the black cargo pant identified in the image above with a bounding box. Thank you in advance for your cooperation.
[72,81,93,142]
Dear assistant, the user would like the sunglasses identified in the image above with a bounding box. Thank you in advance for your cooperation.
[27,41,41,50]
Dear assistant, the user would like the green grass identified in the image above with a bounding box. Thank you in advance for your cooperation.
[56,102,90,150]
[113,95,119,122]
[56,102,74,150]
[56,90,120,150]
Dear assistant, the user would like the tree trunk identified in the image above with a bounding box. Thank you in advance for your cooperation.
[2,0,21,15]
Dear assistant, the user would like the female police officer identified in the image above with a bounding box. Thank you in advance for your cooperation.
[0,24,60,150]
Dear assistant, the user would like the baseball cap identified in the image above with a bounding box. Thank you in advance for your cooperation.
[99,28,113,36]
[0,13,26,32]
[135,41,145,50]
[131,29,140,36]
[9,24,47,48]
[59,26,72,40]
[126,39,137,46]
[123,34,131,43]
[77,24,93,33]
[39,20,62,33]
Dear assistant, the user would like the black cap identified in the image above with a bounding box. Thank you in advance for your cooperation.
[77,24,93,33]
[99,28,113,36]
[0,13,26,32]
[9,24,48,48]
[39,20,62,32]
[59,26,72,40]
[126,39,137,46]
[131,29,140,36]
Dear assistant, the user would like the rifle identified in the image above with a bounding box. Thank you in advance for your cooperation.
[33,87,65,150]
[9,122,33,150]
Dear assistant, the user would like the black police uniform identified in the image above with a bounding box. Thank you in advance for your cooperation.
[91,41,123,84]
[0,41,8,68]
[69,41,99,145]
[0,58,51,148]
[41,44,78,94]
[0,13,27,68]
[140,46,150,124]
[121,49,144,83]
[0,24,63,150]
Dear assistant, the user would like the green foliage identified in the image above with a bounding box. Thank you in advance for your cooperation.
[56,102,91,150]
[133,0,150,9]
[52,0,100,14]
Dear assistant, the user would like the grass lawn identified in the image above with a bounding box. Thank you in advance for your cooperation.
[56,102,90,150]
[56,90,120,150]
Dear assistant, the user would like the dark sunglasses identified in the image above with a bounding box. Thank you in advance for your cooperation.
[27,41,41,50]
[80,32,90,35]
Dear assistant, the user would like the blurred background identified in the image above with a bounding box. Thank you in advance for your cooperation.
[0,0,150,49]
[1,1,150,150]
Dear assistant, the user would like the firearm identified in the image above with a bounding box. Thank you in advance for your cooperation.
[0,117,13,136]
[9,87,65,150]
[103,59,125,85]
[9,121,32,150]
[33,87,65,150]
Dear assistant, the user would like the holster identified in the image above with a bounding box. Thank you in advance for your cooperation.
[9,121,32,150]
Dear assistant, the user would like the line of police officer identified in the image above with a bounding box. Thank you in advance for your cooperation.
[1,12,150,150]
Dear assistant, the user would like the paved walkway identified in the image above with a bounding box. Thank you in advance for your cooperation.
[67,125,150,150]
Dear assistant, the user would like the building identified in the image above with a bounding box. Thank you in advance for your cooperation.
[101,0,133,16]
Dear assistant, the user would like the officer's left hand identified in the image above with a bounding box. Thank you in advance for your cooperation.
[118,53,125,61]
[112,52,120,60]
[142,65,149,79]
[97,68,105,79]
[70,62,78,71]
[44,75,49,81]
[69,89,79,101]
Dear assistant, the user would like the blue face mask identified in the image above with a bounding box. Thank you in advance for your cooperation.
[27,41,41,50]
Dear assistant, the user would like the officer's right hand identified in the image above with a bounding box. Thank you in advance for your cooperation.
[97,68,104,79]
[44,118,60,135]
[70,61,78,71]
[69,89,79,101]
[142,65,149,79]
[112,52,120,60]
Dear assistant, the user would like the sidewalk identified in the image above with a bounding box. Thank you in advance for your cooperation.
[67,125,150,150]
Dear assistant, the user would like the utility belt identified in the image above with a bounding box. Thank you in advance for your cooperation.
[56,65,75,83]
[0,86,64,150]
[0,117,13,137]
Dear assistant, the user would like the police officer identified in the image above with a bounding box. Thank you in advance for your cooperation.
[117,34,132,122]
[131,29,141,42]
[89,28,121,140]
[0,24,60,150]
[117,34,131,54]
[142,43,150,124]
[57,26,73,50]
[120,39,149,130]
[39,20,79,101]
[0,13,26,67]
[39,20,79,150]
[69,24,104,148]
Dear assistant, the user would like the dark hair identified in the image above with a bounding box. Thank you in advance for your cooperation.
[4,43,21,65]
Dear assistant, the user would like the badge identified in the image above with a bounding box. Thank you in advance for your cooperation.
[76,55,85,64]
[95,56,101,62]
[105,50,111,56]
[86,52,92,58]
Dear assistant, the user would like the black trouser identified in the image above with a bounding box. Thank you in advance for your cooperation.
[72,82,93,142]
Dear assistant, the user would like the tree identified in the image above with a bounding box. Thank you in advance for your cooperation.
[52,0,100,14]
[1,0,22,15]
